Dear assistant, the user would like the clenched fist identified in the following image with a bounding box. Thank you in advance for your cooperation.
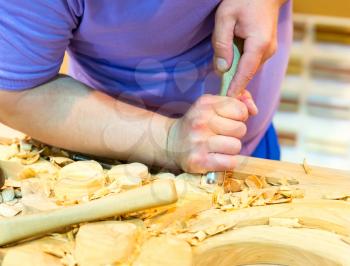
[166,92,257,173]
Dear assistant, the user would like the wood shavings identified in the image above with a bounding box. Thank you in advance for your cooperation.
[303,158,312,175]
[75,221,139,266]
[244,175,264,189]
[0,137,16,145]
[146,198,212,233]
[269,217,302,228]
[342,236,350,245]
[0,203,22,217]
[279,188,305,198]
[88,187,112,200]
[107,162,149,182]
[223,178,243,193]
[215,185,304,210]
[266,176,289,186]
[154,172,176,180]
[189,231,207,245]
[180,210,238,245]
[21,178,60,212]
[323,192,350,201]
[114,175,142,189]
[53,161,106,203]
[49,156,74,168]
[17,152,41,165]
[2,249,61,266]
[17,167,37,180]
[133,235,192,266]
[0,143,19,160]
[4,179,22,187]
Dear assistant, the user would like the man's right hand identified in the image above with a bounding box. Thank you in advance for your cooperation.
[167,92,257,173]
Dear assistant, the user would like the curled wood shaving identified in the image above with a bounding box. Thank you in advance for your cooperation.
[244,175,263,189]
[49,157,74,168]
[0,137,16,145]
[18,167,37,180]
[342,236,350,245]
[215,186,304,210]
[4,179,22,187]
[303,158,312,175]
[269,217,302,228]
[323,192,350,201]
[224,178,244,193]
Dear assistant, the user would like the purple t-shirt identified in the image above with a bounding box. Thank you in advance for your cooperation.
[0,0,292,155]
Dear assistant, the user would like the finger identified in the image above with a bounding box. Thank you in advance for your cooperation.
[208,135,242,155]
[209,116,247,138]
[203,153,238,172]
[212,6,235,73]
[227,37,266,96]
[213,97,249,121]
[237,90,258,115]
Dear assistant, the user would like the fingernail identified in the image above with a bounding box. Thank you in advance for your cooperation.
[216,57,228,72]
[250,101,259,115]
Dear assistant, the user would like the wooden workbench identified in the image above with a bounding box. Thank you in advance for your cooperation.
[0,125,350,265]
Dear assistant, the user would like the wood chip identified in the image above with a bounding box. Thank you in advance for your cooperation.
[2,249,61,266]
[245,175,263,189]
[224,178,243,193]
[341,236,350,245]
[269,217,302,228]
[303,158,312,175]
[53,161,106,203]
[17,167,37,180]
[323,192,350,200]
[134,236,192,266]
[49,156,74,167]
[267,197,292,205]
[108,162,149,182]
[75,221,139,266]
[0,203,21,217]
[280,189,304,198]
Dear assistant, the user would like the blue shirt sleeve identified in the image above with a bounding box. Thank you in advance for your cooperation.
[0,0,81,90]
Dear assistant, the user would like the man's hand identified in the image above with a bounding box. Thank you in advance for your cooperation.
[167,93,257,173]
[213,0,286,96]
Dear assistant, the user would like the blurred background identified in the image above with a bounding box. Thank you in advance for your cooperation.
[274,0,350,170]
[1,0,349,170]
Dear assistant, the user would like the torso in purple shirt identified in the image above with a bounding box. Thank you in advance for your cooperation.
[0,0,292,155]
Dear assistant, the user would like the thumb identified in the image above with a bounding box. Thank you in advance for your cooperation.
[212,8,235,73]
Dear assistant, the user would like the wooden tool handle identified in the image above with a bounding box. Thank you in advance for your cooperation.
[0,179,178,246]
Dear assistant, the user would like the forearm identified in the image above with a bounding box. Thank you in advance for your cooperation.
[0,75,175,166]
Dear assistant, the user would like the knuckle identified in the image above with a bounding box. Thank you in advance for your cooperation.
[215,8,233,23]
[258,37,270,51]
[186,153,205,171]
[190,117,207,131]
[212,39,231,51]
[197,94,213,106]
[236,122,247,138]
[233,100,249,120]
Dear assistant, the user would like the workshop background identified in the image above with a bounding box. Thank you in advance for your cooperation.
[1,0,350,170]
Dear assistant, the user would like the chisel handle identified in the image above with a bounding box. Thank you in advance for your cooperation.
[0,179,178,246]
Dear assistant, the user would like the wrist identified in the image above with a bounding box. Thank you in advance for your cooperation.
[165,118,181,170]
[151,115,178,169]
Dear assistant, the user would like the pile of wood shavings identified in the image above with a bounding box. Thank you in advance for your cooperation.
[212,173,304,211]
[0,137,309,266]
